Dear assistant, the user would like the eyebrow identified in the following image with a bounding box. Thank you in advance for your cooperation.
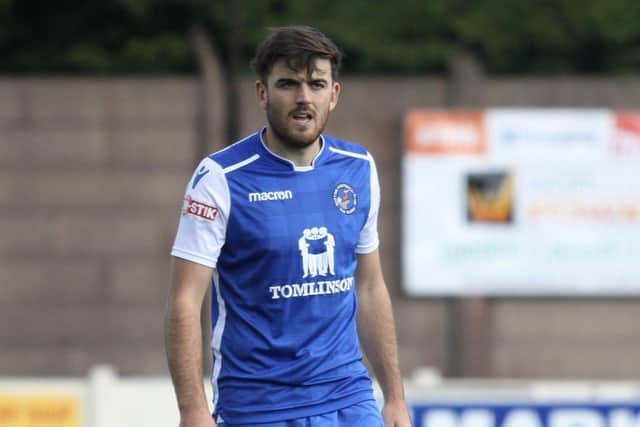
[279,66,331,80]
[275,78,300,84]
[275,76,329,84]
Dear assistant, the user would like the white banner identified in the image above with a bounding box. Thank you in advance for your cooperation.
[403,109,640,296]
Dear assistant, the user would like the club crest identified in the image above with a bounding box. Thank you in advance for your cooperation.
[333,183,357,214]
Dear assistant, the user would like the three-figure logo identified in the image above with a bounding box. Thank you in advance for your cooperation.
[298,227,336,278]
[333,183,357,214]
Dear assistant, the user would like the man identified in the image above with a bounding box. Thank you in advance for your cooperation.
[165,25,411,427]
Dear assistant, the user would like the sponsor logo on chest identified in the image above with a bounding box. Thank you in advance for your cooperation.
[248,190,293,202]
[268,226,355,300]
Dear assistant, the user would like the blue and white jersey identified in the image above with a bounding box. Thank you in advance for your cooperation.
[171,129,381,424]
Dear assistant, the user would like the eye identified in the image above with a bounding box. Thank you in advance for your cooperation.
[310,81,326,89]
[276,79,297,89]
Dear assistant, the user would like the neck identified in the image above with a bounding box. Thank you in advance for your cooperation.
[263,128,321,167]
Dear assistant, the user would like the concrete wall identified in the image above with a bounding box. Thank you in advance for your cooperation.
[2,74,640,378]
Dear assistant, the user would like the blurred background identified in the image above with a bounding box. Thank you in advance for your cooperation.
[2,0,640,426]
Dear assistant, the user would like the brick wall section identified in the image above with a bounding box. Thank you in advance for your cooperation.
[0,78,197,375]
[2,75,640,378]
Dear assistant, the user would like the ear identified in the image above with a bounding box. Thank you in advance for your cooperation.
[256,80,267,110]
[329,81,341,112]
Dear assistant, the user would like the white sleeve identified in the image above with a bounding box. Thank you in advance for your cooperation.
[356,152,380,254]
[171,158,230,268]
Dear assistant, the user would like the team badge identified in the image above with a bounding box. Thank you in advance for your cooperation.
[333,183,357,214]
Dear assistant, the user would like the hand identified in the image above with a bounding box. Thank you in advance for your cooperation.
[179,409,216,427]
[382,399,412,427]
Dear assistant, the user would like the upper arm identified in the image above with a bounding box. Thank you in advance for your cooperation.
[356,153,383,289]
[169,257,214,307]
[169,157,228,311]
[356,152,380,254]
[356,249,384,293]
[171,157,230,269]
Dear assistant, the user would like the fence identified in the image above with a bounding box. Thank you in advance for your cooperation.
[2,366,640,427]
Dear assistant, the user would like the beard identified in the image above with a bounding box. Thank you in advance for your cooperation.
[265,99,329,149]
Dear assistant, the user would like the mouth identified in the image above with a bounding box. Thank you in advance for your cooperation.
[290,110,314,125]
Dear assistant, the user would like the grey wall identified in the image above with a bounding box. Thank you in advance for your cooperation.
[2,74,640,378]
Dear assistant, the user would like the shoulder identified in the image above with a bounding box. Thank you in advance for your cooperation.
[323,134,373,163]
[207,131,261,172]
[187,132,262,193]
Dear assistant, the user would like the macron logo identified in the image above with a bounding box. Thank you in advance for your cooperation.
[248,190,293,202]
[191,166,210,189]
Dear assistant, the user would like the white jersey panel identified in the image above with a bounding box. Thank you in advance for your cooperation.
[171,158,230,268]
[356,152,380,254]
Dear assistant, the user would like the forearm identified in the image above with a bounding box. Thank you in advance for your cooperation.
[165,296,209,414]
[357,282,405,403]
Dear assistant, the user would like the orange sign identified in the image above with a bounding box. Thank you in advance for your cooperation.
[405,111,486,155]
[0,395,79,427]
[611,112,640,155]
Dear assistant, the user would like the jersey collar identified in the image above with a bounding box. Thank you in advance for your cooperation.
[257,127,327,172]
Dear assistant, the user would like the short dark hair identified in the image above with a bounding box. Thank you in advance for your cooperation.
[251,25,343,83]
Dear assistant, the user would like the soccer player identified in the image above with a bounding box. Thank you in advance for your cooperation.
[165,25,411,427]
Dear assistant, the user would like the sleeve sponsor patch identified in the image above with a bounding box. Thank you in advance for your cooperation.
[182,195,218,221]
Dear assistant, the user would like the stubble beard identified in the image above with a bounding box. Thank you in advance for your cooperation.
[266,100,328,150]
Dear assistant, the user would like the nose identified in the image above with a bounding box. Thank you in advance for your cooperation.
[296,83,312,104]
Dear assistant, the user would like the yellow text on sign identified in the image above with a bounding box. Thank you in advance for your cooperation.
[0,395,79,427]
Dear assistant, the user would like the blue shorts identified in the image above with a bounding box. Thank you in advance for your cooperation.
[217,400,384,427]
